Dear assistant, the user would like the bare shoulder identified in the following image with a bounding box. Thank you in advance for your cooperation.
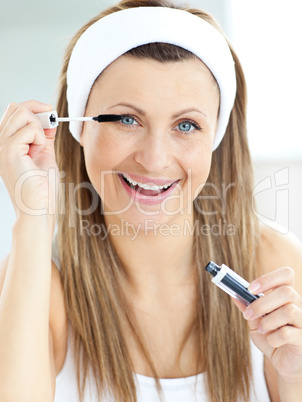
[257,222,302,287]
[50,259,68,375]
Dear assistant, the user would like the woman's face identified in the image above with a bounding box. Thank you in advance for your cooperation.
[81,54,219,229]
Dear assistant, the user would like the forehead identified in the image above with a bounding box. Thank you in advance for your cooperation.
[98,53,216,80]
[91,55,219,101]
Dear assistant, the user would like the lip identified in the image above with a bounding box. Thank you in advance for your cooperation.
[118,173,181,205]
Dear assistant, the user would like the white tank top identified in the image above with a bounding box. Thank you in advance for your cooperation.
[52,240,271,402]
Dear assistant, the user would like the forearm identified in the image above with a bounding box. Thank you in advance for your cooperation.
[0,216,54,401]
[279,378,302,402]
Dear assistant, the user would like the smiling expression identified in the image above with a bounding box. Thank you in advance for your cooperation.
[80,55,219,228]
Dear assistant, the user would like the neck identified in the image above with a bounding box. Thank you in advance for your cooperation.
[105,215,195,298]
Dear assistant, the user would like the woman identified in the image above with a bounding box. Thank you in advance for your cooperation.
[0,0,301,401]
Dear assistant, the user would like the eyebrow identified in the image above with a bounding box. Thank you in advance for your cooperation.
[107,102,208,119]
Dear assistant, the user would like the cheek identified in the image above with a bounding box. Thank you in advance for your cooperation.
[83,130,130,183]
[184,144,213,194]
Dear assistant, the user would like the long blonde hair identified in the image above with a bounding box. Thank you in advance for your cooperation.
[54,1,259,401]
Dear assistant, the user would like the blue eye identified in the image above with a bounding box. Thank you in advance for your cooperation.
[177,121,201,133]
[120,115,139,126]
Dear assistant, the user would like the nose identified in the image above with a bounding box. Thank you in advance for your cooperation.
[134,129,173,173]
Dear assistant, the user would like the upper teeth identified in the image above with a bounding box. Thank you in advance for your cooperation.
[122,174,173,190]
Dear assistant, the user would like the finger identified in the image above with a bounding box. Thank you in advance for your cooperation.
[0,102,19,130]
[246,317,261,332]
[243,285,301,320]
[6,122,47,159]
[257,303,302,335]
[43,127,57,142]
[248,266,295,295]
[232,298,248,313]
[28,143,46,159]
[1,106,47,140]
[0,101,53,133]
[18,100,53,113]
[42,128,57,158]
[0,123,47,190]
[266,326,302,348]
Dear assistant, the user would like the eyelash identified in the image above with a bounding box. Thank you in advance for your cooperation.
[117,114,202,133]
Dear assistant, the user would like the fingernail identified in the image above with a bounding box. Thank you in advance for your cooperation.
[42,102,53,107]
[243,308,254,320]
[249,282,261,293]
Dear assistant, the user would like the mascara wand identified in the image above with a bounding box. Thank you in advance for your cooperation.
[36,111,122,129]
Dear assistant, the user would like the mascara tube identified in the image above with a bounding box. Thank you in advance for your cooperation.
[205,261,263,307]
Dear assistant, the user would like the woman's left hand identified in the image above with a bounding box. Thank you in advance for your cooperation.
[235,266,302,382]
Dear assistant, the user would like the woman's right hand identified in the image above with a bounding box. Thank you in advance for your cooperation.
[0,101,59,221]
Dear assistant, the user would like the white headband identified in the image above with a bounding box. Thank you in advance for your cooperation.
[67,6,236,150]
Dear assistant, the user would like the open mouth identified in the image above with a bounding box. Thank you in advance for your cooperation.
[119,173,178,197]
